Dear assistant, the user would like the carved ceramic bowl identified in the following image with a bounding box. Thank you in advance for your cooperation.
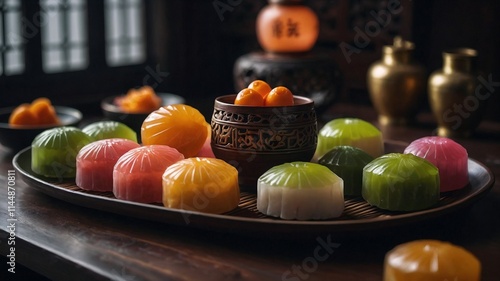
[211,95,317,191]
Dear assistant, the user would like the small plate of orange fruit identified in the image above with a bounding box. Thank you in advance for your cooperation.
[0,98,82,151]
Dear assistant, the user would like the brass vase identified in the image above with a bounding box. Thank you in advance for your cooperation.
[367,37,426,125]
[428,48,482,138]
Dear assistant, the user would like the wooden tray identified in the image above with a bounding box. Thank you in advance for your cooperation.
[13,144,494,238]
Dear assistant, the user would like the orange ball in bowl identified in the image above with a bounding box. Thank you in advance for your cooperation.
[234,88,265,106]
[247,80,272,98]
[265,86,294,106]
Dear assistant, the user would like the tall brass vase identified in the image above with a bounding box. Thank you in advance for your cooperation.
[428,48,482,138]
[367,37,426,125]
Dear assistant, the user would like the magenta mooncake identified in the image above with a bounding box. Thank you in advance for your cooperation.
[404,136,469,192]
[76,139,140,191]
[113,145,184,203]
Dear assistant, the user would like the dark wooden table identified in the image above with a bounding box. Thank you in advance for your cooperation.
[1,103,499,281]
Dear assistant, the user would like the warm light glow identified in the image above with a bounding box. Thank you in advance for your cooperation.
[371,65,389,79]
[256,4,319,53]
[431,75,446,87]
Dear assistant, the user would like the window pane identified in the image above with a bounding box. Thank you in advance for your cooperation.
[127,4,141,38]
[43,48,63,73]
[129,43,144,62]
[68,10,85,44]
[0,13,3,47]
[69,46,88,68]
[40,0,88,73]
[5,49,24,75]
[6,11,22,46]
[0,11,3,75]
[68,0,84,5]
[105,0,146,66]
[107,44,121,65]
[4,0,21,8]
[42,9,63,45]
[1,0,25,76]
[106,3,121,41]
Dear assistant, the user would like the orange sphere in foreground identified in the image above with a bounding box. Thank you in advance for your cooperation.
[265,86,294,106]
[234,88,265,106]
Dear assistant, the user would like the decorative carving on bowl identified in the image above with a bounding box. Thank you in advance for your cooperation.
[211,95,317,191]
[212,109,317,152]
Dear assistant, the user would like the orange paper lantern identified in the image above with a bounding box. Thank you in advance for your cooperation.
[256,0,319,53]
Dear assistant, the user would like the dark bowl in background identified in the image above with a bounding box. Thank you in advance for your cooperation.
[0,106,83,152]
[211,95,318,191]
[101,93,185,143]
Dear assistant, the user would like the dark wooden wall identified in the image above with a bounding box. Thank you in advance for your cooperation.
[2,0,499,121]
[155,0,500,120]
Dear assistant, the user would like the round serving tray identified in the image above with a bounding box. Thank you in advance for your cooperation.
[13,144,494,238]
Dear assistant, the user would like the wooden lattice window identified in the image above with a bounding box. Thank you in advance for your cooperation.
[105,0,146,66]
[1,0,153,108]
[40,0,89,73]
[0,0,24,76]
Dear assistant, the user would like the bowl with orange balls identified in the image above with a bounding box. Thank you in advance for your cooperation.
[211,80,318,191]
[0,98,82,152]
[101,86,185,142]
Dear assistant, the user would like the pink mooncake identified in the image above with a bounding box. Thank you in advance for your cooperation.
[113,145,184,203]
[404,136,469,192]
[76,139,140,191]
